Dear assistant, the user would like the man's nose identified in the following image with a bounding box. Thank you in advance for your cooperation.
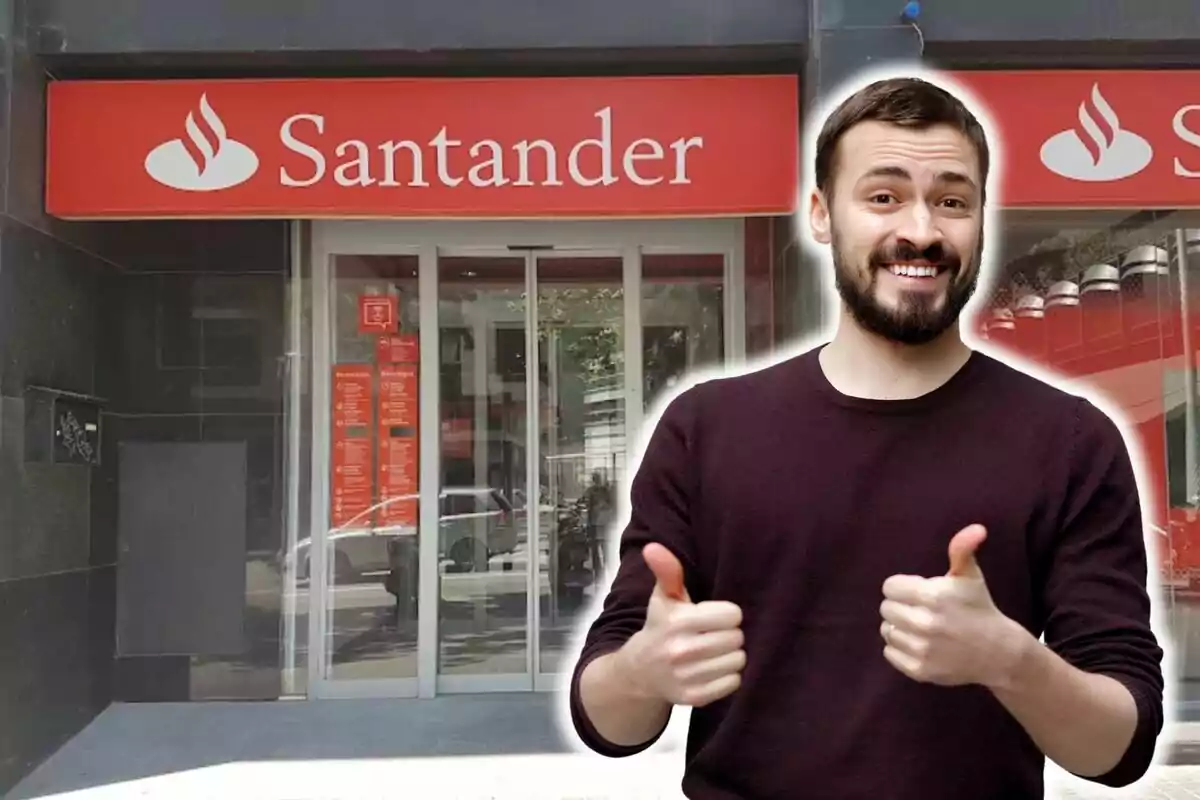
[893,203,943,253]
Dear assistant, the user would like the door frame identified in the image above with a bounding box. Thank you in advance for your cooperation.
[307,219,745,699]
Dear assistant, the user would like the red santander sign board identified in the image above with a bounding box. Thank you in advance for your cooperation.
[950,70,1200,208]
[45,76,800,219]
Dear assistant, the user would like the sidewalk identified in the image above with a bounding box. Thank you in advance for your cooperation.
[16,757,1200,800]
[9,697,1200,799]
[1052,766,1200,799]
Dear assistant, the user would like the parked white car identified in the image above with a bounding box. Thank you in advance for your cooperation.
[282,486,518,580]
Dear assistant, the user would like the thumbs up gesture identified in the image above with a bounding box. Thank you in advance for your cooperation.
[879,524,1025,689]
[621,543,747,707]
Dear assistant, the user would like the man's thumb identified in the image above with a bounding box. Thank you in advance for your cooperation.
[643,543,688,601]
[947,524,987,578]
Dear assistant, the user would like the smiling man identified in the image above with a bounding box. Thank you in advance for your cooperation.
[567,75,1166,799]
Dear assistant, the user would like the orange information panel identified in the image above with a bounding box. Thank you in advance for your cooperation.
[333,365,373,432]
[377,334,419,365]
[378,364,419,527]
[332,365,375,528]
[333,437,374,528]
[379,365,418,428]
[378,437,419,526]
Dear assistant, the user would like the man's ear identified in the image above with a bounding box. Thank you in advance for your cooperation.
[809,189,832,245]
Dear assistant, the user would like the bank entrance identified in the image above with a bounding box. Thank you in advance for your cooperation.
[298,219,744,698]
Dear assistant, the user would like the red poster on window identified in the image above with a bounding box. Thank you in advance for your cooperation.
[332,365,375,528]
[358,294,397,334]
[377,364,419,527]
[379,365,418,428]
[333,437,374,528]
[376,333,419,365]
[333,365,373,432]
[378,437,418,526]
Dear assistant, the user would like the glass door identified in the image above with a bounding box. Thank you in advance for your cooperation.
[305,219,743,699]
[308,250,424,699]
[435,250,533,692]
[535,252,627,685]
[432,247,628,692]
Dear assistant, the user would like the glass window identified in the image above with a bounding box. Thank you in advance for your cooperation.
[980,211,1200,712]
[642,253,726,411]
[538,254,626,676]
[325,253,420,683]
[436,254,529,678]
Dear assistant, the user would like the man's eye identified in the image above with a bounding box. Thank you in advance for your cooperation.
[941,198,967,209]
[869,194,895,204]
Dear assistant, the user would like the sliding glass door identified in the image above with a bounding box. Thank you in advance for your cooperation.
[305,220,741,697]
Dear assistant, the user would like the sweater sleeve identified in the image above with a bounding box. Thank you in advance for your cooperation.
[1040,398,1166,787]
[568,385,704,757]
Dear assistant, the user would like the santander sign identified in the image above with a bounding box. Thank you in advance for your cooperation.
[45,76,800,219]
[145,94,260,191]
[276,106,705,191]
[948,70,1200,207]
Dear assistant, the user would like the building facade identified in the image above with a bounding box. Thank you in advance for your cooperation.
[4,0,1200,790]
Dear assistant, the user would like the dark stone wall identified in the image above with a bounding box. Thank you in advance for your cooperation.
[0,2,292,793]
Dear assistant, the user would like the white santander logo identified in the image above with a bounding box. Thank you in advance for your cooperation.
[1039,83,1153,181]
[144,94,259,191]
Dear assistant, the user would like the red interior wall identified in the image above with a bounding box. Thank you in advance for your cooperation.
[973,286,1192,580]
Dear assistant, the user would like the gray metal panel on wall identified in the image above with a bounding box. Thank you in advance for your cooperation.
[805,26,923,111]
[816,0,1200,45]
[904,0,1200,43]
[115,441,247,657]
[32,0,806,55]
[794,6,924,352]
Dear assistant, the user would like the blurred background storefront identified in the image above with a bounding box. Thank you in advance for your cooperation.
[945,70,1200,701]
[40,73,801,708]
[5,0,1200,793]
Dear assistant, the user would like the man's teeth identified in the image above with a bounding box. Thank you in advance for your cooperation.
[889,264,939,278]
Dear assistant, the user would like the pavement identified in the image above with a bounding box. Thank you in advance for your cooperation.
[16,759,1200,800]
[1051,767,1200,799]
[11,697,1200,799]
[15,756,1200,800]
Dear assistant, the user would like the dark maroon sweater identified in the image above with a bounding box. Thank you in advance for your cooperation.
[569,346,1164,799]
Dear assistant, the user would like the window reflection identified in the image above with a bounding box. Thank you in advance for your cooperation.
[435,255,529,679]
[642,253,725,411]
[978,213,1200,709]
[537,255,626,676]
[325,254,421,683]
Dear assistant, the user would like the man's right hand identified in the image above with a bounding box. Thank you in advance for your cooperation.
[617,542,746,708]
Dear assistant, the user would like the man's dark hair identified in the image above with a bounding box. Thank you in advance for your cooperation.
[814,77,990,204]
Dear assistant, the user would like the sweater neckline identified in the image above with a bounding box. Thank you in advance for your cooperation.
[804,344,986,415]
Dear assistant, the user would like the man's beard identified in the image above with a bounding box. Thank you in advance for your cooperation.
[832,233,981,346]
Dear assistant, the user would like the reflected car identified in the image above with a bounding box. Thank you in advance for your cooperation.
[282,486,518,580]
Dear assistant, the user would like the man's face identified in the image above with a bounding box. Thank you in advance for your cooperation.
[809,120,985,346]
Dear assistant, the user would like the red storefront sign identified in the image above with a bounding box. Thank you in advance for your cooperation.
[45,75,800,219]
[949,70,1200,208]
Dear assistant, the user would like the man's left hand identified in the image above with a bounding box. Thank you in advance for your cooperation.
[879,523,1031,689]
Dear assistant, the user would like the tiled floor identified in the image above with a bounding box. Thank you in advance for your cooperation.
[9,697,1200,799]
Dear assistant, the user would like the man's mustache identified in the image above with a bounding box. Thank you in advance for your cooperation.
[870,242,961,273]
